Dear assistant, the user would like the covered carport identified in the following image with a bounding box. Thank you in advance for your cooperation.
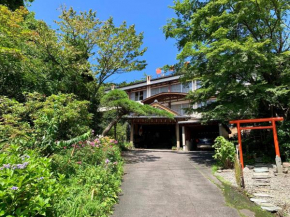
[127,116,188,149]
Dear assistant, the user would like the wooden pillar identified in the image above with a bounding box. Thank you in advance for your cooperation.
[182,126,186,150]
[237,123,244,168]
[176,123,180,149]
[272,120,282,173]
[130,122,134,145]
[272,120,281,157]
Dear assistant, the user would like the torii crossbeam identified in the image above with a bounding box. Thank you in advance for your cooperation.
[229,117,284,169]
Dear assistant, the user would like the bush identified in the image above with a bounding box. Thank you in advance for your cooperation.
[52,137,123,216]
[0,145,65,216]
[120,142,134,151]
[278,121,290,162]
[0,93,93,154]
[213,136,236,169]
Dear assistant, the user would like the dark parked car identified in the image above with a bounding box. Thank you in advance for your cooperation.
[196,138,214,149]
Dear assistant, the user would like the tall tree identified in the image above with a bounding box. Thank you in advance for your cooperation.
[57,8,147,92]
[0,0,34,10]
[164,0,290,121]
[100,90,173,136]
[0,6,147,103]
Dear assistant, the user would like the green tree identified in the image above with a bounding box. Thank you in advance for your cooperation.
[164,0,290,121]
[0,0,34,11]
[100,90,173,136]
[58,7,147,92]
[0,6,147,133]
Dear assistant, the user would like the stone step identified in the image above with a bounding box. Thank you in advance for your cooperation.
[254,179,270,183]
[256,188,271,192]
[261,206,282,212]
[254,168,269,173]
[253,175,271,179]
[253,172,269,176]
[250,198,268,203]
[255,163,270,167]
[256,202,275,207]
[253,193,273,198]
[254,183,270,186]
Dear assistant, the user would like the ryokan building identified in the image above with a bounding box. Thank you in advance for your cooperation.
[114,74,229,150]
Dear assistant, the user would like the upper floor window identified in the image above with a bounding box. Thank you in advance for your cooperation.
[171,82,192,93]
[135,91,143,101]
[196,81,201,89]
[151,86,169,96]
[130,90,146,101]
[182,82,192,93]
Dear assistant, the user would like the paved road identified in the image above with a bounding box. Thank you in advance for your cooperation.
[112,150,239,217]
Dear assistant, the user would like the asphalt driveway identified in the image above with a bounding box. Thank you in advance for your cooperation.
[112,150,239,217]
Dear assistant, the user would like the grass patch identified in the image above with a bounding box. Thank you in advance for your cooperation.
[212,164,219,173]
[212,168,274,217]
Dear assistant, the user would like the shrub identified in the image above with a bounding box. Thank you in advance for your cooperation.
[213,136,236,169]
[0,93,93,154]
[52,137,123,216]
[0,145,65,216]
[120,142,134,151]
[0,96,34,148]
[278,122,290,162]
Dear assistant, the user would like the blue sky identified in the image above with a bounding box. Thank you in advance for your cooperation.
[29,0,179,84]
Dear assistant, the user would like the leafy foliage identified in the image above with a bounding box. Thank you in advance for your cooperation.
[278,122,290,161]
[0,145,64,216]
[213,136,235,169]
[52,137,123,216]
[100,89,174,136]
[0,93,92,154]
[164,0,290,121]
[58,8,147,91]
[0,0,34,10]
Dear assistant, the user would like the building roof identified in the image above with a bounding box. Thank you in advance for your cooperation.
[117,75,181,91]
[142,92,187,104]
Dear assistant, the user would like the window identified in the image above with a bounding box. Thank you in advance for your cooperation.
[130,92,135,100]
[196,81,201,89]
[160,86,168,93]
[171,103,191,115]
[197,99,216,108]
[134,91,145,101]
[151,86,169,96]
[171,84,181,92]
[182,82,192,93]
[151,88,159,96]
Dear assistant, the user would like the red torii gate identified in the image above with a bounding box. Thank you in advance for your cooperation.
[229,117,284,169]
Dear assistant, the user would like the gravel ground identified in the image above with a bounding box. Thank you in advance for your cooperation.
[216,166,290,216]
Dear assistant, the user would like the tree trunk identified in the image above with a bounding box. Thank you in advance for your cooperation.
[102,114,123,137]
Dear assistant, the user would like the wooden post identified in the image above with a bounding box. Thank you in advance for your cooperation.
[130,122,134,146]
[176,123,180,150]
[237,123,244,169]
[182,126,186,151]
[272,120,282,173]
[272,120,281,157]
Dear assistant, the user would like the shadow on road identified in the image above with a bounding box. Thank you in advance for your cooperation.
[122,149,215,167]
[177,151,216,167]
[122,150,161,164]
